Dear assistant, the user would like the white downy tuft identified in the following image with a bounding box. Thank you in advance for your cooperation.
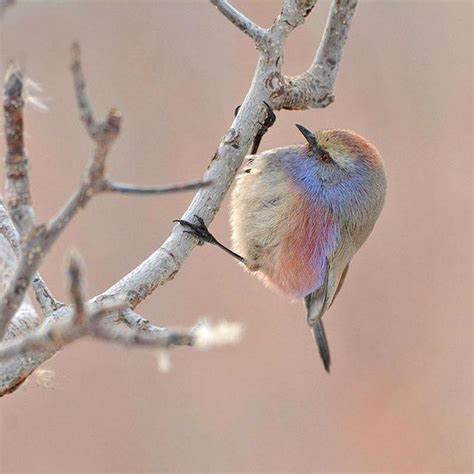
[193,320,244,350]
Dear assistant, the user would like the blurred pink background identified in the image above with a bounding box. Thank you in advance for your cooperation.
[0,1,472,472]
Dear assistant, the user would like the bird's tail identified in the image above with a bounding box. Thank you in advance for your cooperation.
[312,320,331,373]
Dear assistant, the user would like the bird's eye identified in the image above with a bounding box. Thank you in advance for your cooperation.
[320,150,331,163]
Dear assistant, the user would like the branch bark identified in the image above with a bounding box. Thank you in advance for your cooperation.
[209,0,267,44]
[2,66,59,313]
[282,0,358,110]
[102,179,212,196]
[0,258,194,362]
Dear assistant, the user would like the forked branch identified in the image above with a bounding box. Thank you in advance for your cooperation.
[0,46,211,341]
[282,0,358,109]
[0,256,204,362]
[0,0,357,396]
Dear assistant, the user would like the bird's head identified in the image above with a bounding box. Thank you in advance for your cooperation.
[295,124,383,173]
[283,124,386,216]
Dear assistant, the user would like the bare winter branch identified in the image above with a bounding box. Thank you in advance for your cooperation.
[0,45,211,341]
[2,67,61,313]
[0,257,191,363]
[282,0,358,109]
[209,0,267,45]
[94,0,338,309]
[70,42,101,138]
[0,0,357,395]
[3,65,34,235]
[68,255,86,325]
[102,179,213,196]
[0,102,121,340]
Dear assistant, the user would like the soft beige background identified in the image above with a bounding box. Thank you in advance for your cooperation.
[0,1,472,473]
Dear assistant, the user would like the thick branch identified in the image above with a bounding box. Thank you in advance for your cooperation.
[95,0,328,308]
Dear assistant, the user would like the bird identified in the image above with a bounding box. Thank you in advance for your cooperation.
[176,117,386,372]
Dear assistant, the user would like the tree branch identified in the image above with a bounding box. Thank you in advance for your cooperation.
[3,65,34,236]
[0,257,242,364]
[282,0,358,110]
[70,42,101,139]
[93,0,336,309]
[3,66,61,313]
[102,179,212,196]
[0,104,121,341]
[0,208,44,394]
[209,0,267,45]
[0,0,357,395]
[0,45,211,342]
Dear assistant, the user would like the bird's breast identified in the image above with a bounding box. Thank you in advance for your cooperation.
[231,169,338,298]
[267,193,338,297]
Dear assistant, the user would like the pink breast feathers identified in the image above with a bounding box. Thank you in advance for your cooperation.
[262,196,339,298]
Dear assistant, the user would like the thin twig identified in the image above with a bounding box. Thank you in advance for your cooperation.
[209,0,267,44]
[31,276,61,313]
[0,314,195,361]
[103,179,213,195]
[2,66,61,313]
[3,65,34,235]
[0,84,122,340]
[0,261,194,362]
[68,254,86,325]
[70,42,100,138]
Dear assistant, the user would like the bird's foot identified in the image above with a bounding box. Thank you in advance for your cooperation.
[252,102,276,154]
[257,101,276,136]
[174,215,217,246]
[234,101,276,154]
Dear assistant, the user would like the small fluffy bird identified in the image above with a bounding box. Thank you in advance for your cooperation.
[177,121,386,372]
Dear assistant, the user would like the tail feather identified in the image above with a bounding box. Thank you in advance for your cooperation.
[312,320,331,373]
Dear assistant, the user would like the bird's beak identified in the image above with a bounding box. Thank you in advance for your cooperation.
[295,124,318,149]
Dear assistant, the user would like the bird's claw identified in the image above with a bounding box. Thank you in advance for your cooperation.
[251,102,276,154]
[234,102,275,129]
[233,101,276,154]
[174,215,216,246]
[260,101,276,132]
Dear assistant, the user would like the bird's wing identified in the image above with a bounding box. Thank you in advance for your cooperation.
[305,257,331,327]
[304,256,334,372]
[305,246,349,373]
[329,263,350,308]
